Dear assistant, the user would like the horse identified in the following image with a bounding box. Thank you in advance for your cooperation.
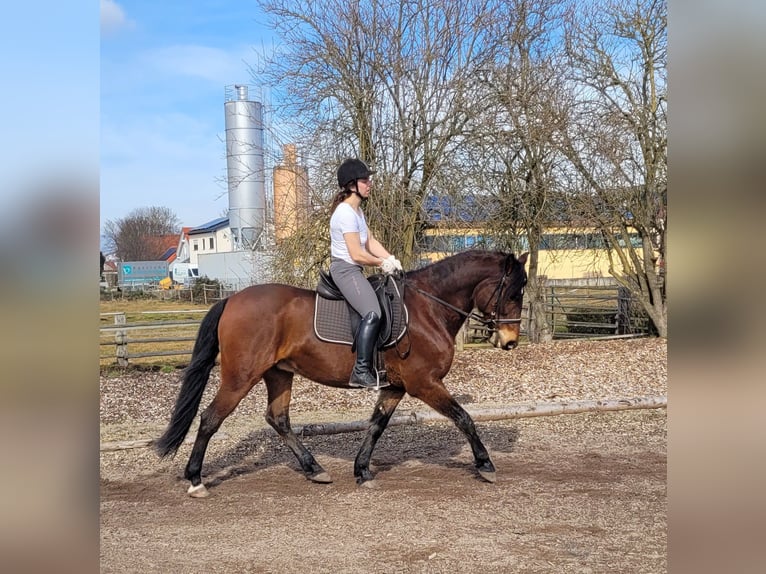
[155,249,528,497]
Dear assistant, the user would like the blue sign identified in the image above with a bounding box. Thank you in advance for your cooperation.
[117,261,168,286]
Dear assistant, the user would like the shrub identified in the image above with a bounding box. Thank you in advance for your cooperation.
[191,275,225,301]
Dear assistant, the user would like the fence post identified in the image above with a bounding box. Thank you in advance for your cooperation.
[549,284,556,333]
[455,322,465,351]
[114,312,128,367]
[616,286,631,334]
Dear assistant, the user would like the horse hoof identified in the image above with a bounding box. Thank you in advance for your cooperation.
[309,471,333,484]
[478,469,497,483]
[187,483,210,498]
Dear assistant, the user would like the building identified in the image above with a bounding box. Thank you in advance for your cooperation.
[273,144,309,243]
[169,218,232,283]
[418,224,642,281]
[182,217,233,266]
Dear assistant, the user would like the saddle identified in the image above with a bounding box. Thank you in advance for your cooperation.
[314,270,408,348]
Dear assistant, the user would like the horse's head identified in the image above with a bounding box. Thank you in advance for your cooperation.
[475,252,528,350]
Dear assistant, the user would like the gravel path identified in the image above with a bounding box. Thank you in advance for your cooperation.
[100,337,666,444]
[99,339,667,574]
[101,337,667,574]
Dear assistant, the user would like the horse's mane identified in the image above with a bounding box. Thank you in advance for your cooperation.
[405,250,527,300]
[407,250,516,281]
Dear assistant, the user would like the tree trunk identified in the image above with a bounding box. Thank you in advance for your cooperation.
[525,228,553,343]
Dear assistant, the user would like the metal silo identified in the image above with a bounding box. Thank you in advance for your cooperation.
[224,84,265,250]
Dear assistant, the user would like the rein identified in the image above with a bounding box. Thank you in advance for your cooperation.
[403,256,522,331]
[410,285,492,324]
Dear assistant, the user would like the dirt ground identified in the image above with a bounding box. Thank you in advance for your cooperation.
[100,339,666,573]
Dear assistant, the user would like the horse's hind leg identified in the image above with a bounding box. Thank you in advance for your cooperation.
[184,369,258,497]
[411,382,496,483]
[263,367,332,484]
[354,386,406,485]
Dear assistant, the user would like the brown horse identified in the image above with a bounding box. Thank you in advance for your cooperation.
[156,250,528,497]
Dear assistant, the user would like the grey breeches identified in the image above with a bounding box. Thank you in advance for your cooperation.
[329,258,381,318]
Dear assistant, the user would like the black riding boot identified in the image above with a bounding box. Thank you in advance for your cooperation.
[349,312,389,389]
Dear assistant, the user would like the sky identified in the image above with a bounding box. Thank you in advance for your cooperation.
[101,0,278,231]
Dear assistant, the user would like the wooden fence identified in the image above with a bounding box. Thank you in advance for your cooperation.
[459,283,650,345]
[101,283,241,305]
[100,310,207,367]
[546,283,650,337]
[100,284,651,367]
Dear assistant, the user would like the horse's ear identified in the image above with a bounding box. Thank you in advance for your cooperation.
[517,252,529,266]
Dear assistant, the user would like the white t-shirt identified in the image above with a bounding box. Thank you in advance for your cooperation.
[330,202,369,264]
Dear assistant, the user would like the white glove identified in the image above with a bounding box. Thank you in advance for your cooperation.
[380,256,397,274]
[390,256,403,271]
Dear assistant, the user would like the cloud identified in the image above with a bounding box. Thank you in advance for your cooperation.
[101,0,133,35]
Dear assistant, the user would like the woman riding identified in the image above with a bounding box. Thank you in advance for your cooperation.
[329,158,402,389]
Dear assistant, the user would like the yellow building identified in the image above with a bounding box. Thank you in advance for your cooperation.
[418,226,642,280]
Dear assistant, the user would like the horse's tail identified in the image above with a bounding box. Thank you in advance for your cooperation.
[155,297,228,458]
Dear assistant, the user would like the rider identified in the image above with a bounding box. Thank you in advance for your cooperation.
[329,158,402,389]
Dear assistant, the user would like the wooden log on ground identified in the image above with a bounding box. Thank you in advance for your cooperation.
[100,433,229,453]
[100,396,666,451]
[296,395,667,436]
[101,438,155,452]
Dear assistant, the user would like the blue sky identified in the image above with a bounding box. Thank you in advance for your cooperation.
[101,0,278,231]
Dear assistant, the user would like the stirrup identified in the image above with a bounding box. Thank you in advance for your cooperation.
[371,369,389,390]
[349,368,389,390]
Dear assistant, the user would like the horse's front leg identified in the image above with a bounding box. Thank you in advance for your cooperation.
[263,367,332,483]
[354,386,406,485]
[411,381,496,483]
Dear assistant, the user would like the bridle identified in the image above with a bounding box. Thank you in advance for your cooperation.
[408,255,524,333]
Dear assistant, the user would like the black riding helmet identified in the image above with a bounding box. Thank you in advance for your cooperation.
[337,158,376,188]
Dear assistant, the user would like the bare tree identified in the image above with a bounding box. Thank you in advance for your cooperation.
[558,0,667,336]
[103,206,180,261]
[255,0,497,272]
[471,0,569,342]
[252,0,668,344]
[268,184,333,287]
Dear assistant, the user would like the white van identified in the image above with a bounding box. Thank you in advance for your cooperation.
[171,262,199,286]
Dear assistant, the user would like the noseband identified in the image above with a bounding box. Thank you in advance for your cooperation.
[410,255,522,332]
[482,257,523,332]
